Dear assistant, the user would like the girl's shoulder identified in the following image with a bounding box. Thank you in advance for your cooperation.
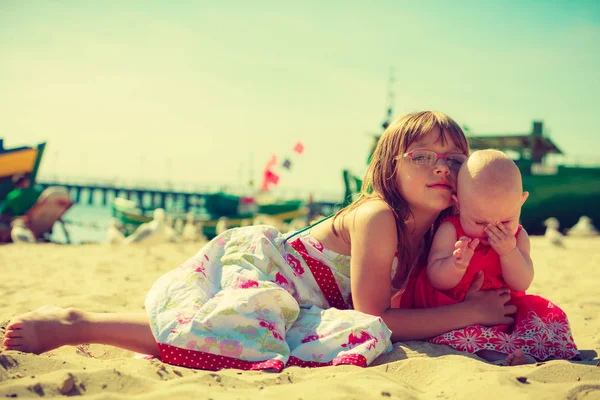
[354,197,394,215]
[348,198,397,245]
[351,198,396,228]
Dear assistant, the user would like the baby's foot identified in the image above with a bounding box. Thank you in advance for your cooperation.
[2,305,85,354]
[504,349,536,366]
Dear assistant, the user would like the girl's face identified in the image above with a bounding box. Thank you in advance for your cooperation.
[395,127,465,215]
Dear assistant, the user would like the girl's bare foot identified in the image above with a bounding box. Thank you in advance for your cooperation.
[504,349,536,366]
[2,305,86,354]
[2,306,159,356]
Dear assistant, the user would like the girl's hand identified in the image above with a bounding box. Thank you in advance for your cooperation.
[464,271,516,326]
[453,236,479,269]
[485,222,517,256]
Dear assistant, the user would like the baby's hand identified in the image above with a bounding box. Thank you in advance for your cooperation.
[453,236,479,269]
[485,222,517,256]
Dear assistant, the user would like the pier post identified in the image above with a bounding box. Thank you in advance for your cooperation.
[87,188,95,205]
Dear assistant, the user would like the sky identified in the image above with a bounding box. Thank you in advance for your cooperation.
[1,0,599,201]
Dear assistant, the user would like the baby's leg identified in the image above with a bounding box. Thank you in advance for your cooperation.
[477,349,536,366]
[503,349,536,366]
[2,305,159,356]
[476,349,508,363]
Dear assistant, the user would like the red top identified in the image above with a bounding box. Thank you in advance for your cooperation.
[398,215,523,309]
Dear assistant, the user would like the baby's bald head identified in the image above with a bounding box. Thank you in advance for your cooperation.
[457,149,523,202]
[455,149,528,239]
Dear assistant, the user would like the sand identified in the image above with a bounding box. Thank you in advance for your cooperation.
[0,237,599,399]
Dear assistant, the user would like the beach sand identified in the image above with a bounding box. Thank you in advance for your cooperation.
[1,237,598,399]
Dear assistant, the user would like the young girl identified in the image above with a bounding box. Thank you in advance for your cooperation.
[399,149,579,365]
[2,111,516,371]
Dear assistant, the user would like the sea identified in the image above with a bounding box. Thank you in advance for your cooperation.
[51,204,114,244]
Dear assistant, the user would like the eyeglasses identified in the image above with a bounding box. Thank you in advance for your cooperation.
[399,149,467,171]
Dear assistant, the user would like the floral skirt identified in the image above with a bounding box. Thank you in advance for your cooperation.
[144,226,392,371]
[429,293,579,361]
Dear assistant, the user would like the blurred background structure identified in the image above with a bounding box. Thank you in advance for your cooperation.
[1,1,598,242]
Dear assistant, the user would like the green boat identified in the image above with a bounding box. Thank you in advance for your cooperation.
[469,121,600,235]
[111,192,308,239]
[342,121,600,235]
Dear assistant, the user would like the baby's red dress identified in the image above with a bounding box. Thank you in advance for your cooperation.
[399,215,579,361]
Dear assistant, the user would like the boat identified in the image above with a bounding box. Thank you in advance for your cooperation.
[468,121,600,235]
[0,139,46,202]
[111,192,309,239]
[0,140,74,243]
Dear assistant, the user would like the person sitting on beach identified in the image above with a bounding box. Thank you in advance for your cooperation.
[2,111,517,371]
[398,149,579,365]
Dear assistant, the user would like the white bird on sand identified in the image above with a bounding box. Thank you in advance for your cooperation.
[543,217,565,247]
[182,212,198,242]
[288,216,308,232]
[566,216,599,237]
[252,214,286,232]
[107,218,125,245]
[11,219,36,243]
[195,221,207,244]
[165,215,180,243]
[124,208,168,245]
[174,218,184,234]
[215,217,230,236]
[240,218,253,227]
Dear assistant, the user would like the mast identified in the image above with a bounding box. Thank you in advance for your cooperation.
[368,67,395,163]
[381,66,395,130]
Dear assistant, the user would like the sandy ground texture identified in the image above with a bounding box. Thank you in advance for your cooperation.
[0,237,599,399]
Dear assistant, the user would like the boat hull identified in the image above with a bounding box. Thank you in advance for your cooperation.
[0,148,39,179]
[111,198,308,239]
[521,166,600,235]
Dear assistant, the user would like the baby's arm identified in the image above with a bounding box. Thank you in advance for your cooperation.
[488,224,534,292]
[427,222,478,290]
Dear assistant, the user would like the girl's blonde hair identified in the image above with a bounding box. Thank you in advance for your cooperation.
[334,110,470,291]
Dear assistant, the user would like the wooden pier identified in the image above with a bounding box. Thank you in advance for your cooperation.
[37,181,209,211]
[36,180,342,216]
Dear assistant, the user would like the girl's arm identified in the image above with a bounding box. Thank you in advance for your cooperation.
[383,272,516,341]
[348,200,397,316]
[348,202,515,342]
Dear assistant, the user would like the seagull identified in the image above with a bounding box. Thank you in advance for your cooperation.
[107,218,125,245]
[566,216,599,237]
[11,219,36,243]
[215,217,230,236]
[165,215,180,243]
[240,218,253,227]
[195,221,207,244]
[174,218,184,234]
[124,208,168,245]
[252,214,286,232]
[182,212,198,242]
[288,216,308,232]
[543,217,565,247]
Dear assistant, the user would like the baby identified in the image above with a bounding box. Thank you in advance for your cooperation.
[402,149,578,365]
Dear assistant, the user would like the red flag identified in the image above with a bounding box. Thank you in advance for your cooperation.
[266,153,278,169]
[261,169,280,191]
[293,141,304,154]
